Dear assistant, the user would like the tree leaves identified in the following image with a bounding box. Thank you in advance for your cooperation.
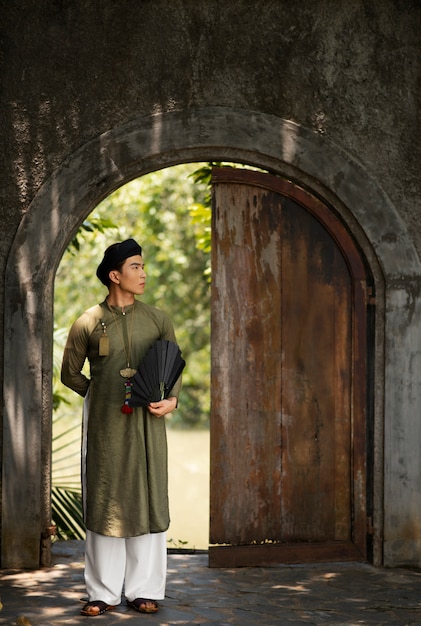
[52,163,213,537]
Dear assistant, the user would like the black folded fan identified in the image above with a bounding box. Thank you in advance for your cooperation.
[129,339,186,407]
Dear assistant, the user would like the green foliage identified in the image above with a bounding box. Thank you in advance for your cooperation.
[52,405,85,539]
[52,486,85,540]
[54,163,211,428]
[52,327,71,411]
[69,216,119,254]
[52,163,212,538]
[187,164,212,281]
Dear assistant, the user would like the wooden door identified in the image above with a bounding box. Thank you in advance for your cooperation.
[209,167,368,567]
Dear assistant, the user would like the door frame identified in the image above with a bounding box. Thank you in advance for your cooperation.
[3,107,404,568]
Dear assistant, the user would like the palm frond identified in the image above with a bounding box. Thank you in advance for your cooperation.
[52,486,85,540]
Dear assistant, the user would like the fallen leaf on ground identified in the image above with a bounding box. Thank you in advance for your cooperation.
[16,617,33,626]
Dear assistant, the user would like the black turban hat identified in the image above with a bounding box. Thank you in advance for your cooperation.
[96,238,142,286]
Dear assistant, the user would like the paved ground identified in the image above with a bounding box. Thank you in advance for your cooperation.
[1,541,421,625]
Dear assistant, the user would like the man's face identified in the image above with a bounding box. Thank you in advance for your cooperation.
[115,254,146,296]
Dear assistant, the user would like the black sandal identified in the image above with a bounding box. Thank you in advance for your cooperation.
[127,597,159,613]
[81,600,116,616]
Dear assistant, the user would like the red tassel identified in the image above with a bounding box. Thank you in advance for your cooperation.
[121,379,134,414]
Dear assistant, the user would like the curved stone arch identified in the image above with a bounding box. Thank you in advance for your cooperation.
[3,106,420,568]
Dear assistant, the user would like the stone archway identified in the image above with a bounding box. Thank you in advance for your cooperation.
[3,107,421,568]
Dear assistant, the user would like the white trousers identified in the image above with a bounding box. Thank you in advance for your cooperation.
[84,529,167,605]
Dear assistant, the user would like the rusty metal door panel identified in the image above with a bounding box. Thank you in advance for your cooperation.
[210,167,367,567]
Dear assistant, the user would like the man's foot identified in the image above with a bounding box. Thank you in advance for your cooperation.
[127,597,159,613]
[81,600,116,616]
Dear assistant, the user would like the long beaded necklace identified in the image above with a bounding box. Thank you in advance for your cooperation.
[107,302,137,413]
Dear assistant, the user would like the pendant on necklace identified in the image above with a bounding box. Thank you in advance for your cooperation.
[120,367,137,378]
[99,321,109,356]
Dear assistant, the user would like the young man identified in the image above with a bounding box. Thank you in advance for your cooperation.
[61,238,181,616]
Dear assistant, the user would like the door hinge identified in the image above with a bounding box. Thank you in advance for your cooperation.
[366,285,376,306]
[367,515,375,535]
[41,524,57,539]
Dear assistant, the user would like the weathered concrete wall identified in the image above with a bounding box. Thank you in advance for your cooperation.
[2,2,420,238]
[1,1,421,567]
